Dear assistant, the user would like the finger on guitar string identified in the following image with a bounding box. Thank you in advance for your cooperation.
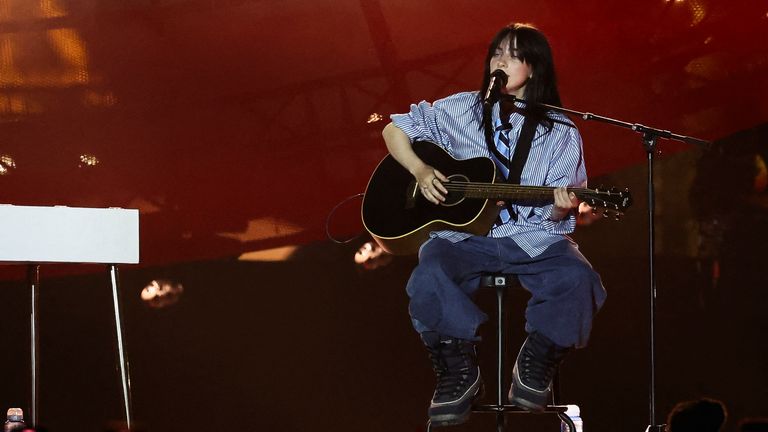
[413,164,446,203]
[553,186,579,209]
[551,186,579,221]
[432,169,449,196]
[428,184,446,203]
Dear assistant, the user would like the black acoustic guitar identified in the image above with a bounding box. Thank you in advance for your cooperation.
[361,141,632,255]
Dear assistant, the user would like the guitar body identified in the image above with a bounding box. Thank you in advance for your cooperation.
[362,141,500,255]
[362,141,633,256]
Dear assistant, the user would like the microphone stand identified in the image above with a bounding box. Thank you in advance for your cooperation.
[504,95,711,432]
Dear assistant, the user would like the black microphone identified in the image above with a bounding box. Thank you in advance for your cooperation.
[484,69,508,106]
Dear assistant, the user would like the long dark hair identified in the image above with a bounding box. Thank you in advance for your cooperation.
[477,23,562,130]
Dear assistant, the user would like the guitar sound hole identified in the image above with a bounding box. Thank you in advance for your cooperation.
[441,174,469,207]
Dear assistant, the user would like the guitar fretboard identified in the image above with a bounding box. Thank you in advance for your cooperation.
[444,182,590,200]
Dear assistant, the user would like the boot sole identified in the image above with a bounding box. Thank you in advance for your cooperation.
[508,394,545,412]
[428,382,484,427]
[508,373,548,412]
[429,411,471,427]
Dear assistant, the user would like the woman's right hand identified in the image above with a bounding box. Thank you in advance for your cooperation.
[414,165,449,205]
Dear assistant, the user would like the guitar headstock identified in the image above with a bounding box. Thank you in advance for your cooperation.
[578,186,633,220]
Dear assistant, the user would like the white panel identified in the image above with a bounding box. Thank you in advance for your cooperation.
[0,205,139,264]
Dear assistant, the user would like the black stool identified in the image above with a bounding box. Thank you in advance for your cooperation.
[472,273,576,432]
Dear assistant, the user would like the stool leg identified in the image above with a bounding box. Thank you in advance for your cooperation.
[28,264,40,426]
[109,265,133,430]
[558,412,576,432]
[496,286,506,407]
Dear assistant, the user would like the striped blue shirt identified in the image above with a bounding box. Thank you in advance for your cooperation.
[390,91,587,257]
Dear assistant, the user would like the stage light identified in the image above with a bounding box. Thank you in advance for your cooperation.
[0,154,16,175]
[78,154,99,167]
[238,245,299,261]
[141,279,184,309]
[367,113,384,123]
[355,241,392,270]
[688,0,706,26]
[217,217,304,243]
[753,154,766,192]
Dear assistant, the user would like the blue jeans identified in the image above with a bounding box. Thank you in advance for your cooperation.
[406,236,606,348]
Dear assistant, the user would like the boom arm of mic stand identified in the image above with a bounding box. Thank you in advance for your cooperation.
[502,95,712,148]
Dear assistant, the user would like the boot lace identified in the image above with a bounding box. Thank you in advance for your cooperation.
[518,337,567,391]
[427,340,475,401]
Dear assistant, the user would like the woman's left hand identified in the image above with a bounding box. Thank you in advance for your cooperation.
[550,186,579,221]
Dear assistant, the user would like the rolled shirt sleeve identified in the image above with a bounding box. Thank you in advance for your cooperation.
[537,124,587,234]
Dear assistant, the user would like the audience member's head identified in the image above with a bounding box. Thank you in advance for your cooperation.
[739,418,768,432]
[666,398,727,432]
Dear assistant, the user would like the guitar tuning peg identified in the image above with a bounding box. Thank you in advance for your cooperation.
[614,212,623,221]
[602,211,610,218]
[591,208,597,215]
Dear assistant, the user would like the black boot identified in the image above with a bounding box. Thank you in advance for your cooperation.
[508,331,569,411]
[421,332,483,427]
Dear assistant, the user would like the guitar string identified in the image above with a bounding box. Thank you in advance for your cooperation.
[441,182,625,192]
[441,183,610,195]
[442,183,592,192]
[438,183,626,207]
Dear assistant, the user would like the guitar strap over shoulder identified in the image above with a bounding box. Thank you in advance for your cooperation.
[506,113,538,185]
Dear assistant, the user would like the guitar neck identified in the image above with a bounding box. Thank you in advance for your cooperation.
[445,182,588,201]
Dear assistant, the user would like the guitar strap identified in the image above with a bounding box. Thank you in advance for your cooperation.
[483,109,538,182]
[506,113,538,185]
